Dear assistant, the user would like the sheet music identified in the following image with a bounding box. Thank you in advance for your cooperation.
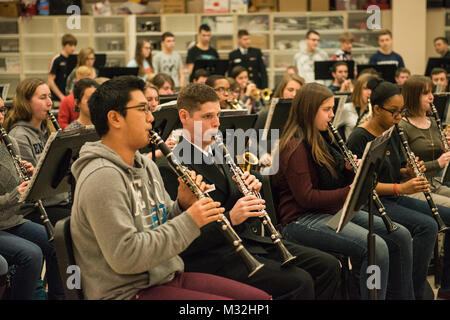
[332,95,347,127]
[262,98,279,141]
[19,132,58,203]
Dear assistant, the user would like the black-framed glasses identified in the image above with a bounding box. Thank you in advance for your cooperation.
[379,105,404,118]
[125,103,151,115]
[0,107,6,114]
[215,87,231,94]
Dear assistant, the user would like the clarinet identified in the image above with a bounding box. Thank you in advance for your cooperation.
[395,124,449,233]
[214,134,297,266]
[0,127,55,241]
[328,122,399,233]
[430,103,450,184]
[149,131,264,277]
[48,111,62,132]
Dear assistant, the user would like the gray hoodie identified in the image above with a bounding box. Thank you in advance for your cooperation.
[8,121,69,207]
[70,141,200,300]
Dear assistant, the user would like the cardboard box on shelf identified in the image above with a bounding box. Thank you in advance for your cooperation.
[278,0,307,12]
[0,1,20,18]
[310,0,329,11]
[204,0,229,13]
[187,0,203,13]
[230,0,247,14]
[250,34,267,50]
[216,39,234,51]
[253,0,276,7]
[160,0,186,13]
[216,16,233,33]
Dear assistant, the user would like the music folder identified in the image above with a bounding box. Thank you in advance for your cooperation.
[19,127,100,203]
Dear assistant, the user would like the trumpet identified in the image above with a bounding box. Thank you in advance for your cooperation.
[226,99,246,110]
[0,127,55,241]
[236,152,259,172]
[149,130,264,277]
[328,122,399,233]
[215,134,297,266]
[396,124,449,233]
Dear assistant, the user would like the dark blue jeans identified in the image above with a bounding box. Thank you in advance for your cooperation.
[380,195,450,299]
[281,210,414,300]
[0,221,64,300]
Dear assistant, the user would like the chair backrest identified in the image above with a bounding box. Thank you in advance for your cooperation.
[54,217,84,300]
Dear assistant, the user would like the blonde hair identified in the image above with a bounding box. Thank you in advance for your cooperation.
[273,74,305,99]
[77,47,95,67]
[75,66,95,79]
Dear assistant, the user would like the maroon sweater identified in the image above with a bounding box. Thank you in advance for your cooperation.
[277,139,353,227]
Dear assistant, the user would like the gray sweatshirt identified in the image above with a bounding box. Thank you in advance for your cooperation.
[0,137,33,230]
[8,121,69,207]
[70,141,200,300]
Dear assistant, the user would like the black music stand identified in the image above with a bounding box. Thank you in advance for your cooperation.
[140,106,181,155]
[314,60,355,80]
[327,126,393,300]
[192,59,229,81]
[433,93,450,124]
[67,54,107,76]
[425,58,450,76]
[159,94,178,105]
[19,128,100,203]
[98,67,139,78]
[218,114,258,159]
[357,64,397,83]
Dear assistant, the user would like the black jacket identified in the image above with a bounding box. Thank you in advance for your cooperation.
[228,47,268,89]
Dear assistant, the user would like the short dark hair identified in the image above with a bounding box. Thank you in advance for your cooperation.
[238,29,249,38]
[378,29,392,39]
[205,75,227,88]
[306,30,320,39]
[193,68,210,81]
[331,61,348,74]
[161,32,174,42]
[434,37,449,45]
[74,78,99,105]
[431,67,447,76]
[395,67,411,77]
[88,76,145,137]
[199,24,211,33]
[176,83,219,114]
[62,34,77,46]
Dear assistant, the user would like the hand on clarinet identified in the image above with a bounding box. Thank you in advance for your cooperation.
[21,161,34,176]
[437,151,450,168]
[405,156,426,177]
[239,171,262,193]
[398,177,431,195]
[345,155,360,171]
[17,181,29,195]
[186,197,225,228]
[177,170,210,210]
[229,195,266,226]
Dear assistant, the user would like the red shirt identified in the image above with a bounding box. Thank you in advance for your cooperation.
[57,93,79,130]
[277,139,351,227]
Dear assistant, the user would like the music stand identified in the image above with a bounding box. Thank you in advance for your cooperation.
[327,126,394,300]
[193,59,229,78]
[314,60,355,80]
[425,58,450,76]
[218,114,258,158]
[219,109,249,117]
[98,67,139,79]
[332,95,348,128]
[159,94,178,105]
[433,93,450,124]
[140,106,181,155]
[19,128,100,203]
[357,64,397,83]
[67,54,107,76]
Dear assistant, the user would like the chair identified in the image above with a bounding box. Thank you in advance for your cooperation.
[54,217,84,300]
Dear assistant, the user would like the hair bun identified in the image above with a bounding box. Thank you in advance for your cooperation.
[366,77,383,91]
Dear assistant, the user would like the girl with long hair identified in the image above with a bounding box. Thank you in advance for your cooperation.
[127,40,154,81]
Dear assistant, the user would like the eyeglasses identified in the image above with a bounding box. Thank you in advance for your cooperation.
[0,107,6,114]
[379,105,404,118]
[125,103,152,115]
[215,87,231,94]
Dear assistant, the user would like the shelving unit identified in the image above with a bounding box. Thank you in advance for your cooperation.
[0,10,393,94]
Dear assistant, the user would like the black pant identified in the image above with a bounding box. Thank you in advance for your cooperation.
[186,240,341,300]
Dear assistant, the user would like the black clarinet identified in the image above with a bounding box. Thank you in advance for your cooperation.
[0,127,55,241]
[328,122,399,233]
[395,124,449,233]
[214,134,297,266]
[149,131,264,277]
[48,111,62,132]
